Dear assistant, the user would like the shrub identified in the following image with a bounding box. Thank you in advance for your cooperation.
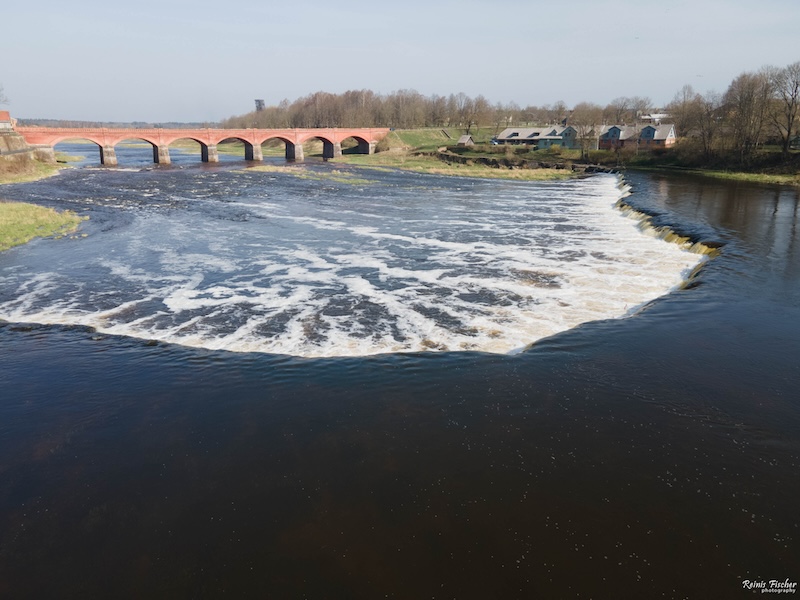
[374,137,393,153]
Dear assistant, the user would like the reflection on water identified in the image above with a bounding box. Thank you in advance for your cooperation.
[627,172,800,302]
[0,166,799,598]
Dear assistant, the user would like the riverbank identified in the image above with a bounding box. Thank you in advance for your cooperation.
[628,165,800,186]
[0,159,64,185]
[336,150,579,180]
[337,128,800,185]
[332,129,580,180]
[0,200,85,251]
[5,125,797,186]
[0,154,82,251]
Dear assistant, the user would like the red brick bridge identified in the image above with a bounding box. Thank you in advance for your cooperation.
[15,126,390,165]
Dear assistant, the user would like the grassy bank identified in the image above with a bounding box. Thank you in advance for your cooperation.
[646,167,800,186]
[335,129,578,180]
[355,129,800,185]
[337,151,576,180]
[584,145,800,186]
[0,159,65,185]
[0,201,86,252]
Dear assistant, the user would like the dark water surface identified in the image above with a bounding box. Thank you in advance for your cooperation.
[1,161,799,598]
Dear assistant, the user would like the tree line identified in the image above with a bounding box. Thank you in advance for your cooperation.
[667,61,800,162]
[221,89,655,135]
[222,60,800,164]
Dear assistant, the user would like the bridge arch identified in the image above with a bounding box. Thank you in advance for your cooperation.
[166,137,219,164]
[52,137,104,165]
[339,134,374,155]
[217,136,262,161]
[111,136,168,166]
[296,134,339,159]
[259,135,304,161]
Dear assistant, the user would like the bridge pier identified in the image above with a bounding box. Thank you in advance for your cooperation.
[100,145,117,166]
[154,145,171,165]
[359,140,378,154]
[321,140,337,159]
[202,144,219,163]
[244,142,263,161]
[286,142,304,161]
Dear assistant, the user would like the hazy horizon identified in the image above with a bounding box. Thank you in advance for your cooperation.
[2,0,798,123]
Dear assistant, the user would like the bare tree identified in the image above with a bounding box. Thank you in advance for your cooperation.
[604,97,631,124]
[425,94,449,127]
[667,85,700,135]
[492,101,521,132]
[696,90,724,159]
[388,89,426,129]
[338,89,377,128]
[603,96,651,125]
[451,92,473,130]
[768,61,800,157]
[469,95,492,133]
[546,101,568,125]
[0,84,7,105]
[444,94,459,127]
[724,69,774,164]
[520,105,544,125]
[569,102,604,160]
[629,96,652,121]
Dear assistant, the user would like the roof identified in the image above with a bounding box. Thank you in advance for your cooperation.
[0,111,11,122]
[648,124,676,139]
[496,125,573,141]
[600,124,676,140]
[599,125,638,140]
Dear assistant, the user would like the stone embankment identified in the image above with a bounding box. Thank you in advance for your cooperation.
[432,150,616,174]
[0,111,54,168]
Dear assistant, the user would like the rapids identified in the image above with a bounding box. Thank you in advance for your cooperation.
[0,159,704,356]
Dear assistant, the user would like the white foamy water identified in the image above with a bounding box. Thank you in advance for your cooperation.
[0,168,705,356]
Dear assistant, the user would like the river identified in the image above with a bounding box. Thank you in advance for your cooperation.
[1,148,798,598]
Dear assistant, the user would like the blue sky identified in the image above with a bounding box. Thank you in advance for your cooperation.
[2,0,798,122]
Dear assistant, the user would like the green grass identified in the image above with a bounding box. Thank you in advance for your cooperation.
[55,151,85,163]
[388,129,453,152]
[628,165,800,186]
[384,128,503,151]
[0,201,86,251]
[331,128,580,180]
[686,169,800,186]
[337,151,576,180]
